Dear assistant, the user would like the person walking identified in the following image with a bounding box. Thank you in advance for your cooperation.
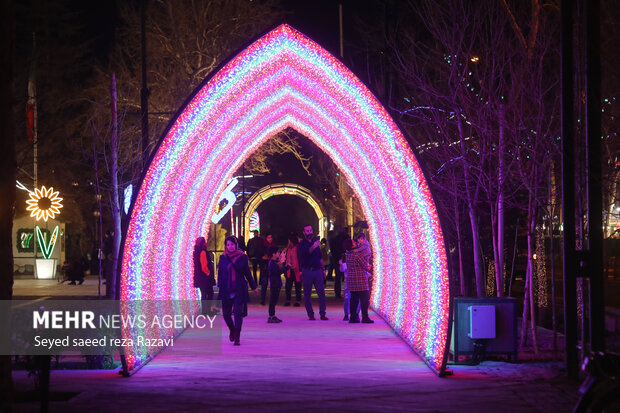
[237,235,246,252]
[246,230,264,285]
[297,224,328,320]
[284,234,302,307]
[260,234,277,305]
[266,246,287,323]
[217,236,258,345]
[193,237,215,305]
[330,228,347,299]
[339,238,360,321]
[345,232,374,324]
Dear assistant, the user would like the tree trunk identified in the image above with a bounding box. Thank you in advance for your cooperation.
[527,209,539,354]
[92,133,103,299]
[468,201,484,297]
[108,73,122,299]
[491,207,499,297]
[456,111,484,297]
[521,190,541,354]
[454,197,467,296]
[0,0,15,407]
[549,168,558,359]
[508,217,519,297]
[550,204,557,359]
[520,261,530,347]
[496,104,505,296]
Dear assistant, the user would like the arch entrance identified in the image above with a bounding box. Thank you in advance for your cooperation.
[243,183,328,241]
[120,24,451,375]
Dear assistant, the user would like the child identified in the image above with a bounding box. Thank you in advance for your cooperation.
[267,246,288,323]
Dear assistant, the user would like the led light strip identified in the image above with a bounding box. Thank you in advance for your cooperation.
[120,25,450,374]
[243,183,325,241]
[35,225,59,259]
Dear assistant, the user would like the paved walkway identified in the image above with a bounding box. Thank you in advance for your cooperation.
[10,293,580,413]
[12,276,106,299]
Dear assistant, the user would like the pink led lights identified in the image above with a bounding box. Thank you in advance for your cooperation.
[120,24,451,375]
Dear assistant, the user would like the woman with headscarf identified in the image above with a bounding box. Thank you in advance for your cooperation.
[284,234,302,307]
[217,236,258,345]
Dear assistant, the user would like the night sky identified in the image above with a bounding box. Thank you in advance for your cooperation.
[70,0,376,66]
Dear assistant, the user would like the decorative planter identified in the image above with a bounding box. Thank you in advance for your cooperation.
[35,258,57,279]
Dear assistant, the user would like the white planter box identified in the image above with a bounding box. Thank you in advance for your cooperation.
[35,258,57,279]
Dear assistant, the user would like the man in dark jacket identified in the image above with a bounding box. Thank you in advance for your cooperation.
[246,230,264,285]
[260,234,277,305]
[297,224,328,321]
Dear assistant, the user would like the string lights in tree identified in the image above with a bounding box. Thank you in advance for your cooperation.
[535,226,548,308]
[120,25,450,375]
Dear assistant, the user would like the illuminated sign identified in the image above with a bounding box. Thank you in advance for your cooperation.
[35,225,59,259]
[124,184,133,215]
[26,186,63,222]
[249,211,260,233]
[211,178,238,224]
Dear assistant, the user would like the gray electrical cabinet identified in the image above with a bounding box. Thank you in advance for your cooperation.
[468,305,496,339]
[450,297,517,362]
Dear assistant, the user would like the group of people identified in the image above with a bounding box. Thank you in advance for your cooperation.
[193,225,374,346]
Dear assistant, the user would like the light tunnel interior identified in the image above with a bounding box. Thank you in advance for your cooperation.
[120,24,450,375]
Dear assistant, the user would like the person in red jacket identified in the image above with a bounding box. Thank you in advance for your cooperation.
[284,234,302,307]
[193,237,215,302]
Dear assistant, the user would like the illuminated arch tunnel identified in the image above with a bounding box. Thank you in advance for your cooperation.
[243,183,328,242]
[120,24,451,375]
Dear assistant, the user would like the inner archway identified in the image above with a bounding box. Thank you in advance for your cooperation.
[120,24,450,375]
[244,183,327,242]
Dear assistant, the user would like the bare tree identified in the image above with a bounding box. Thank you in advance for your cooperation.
[353,1,562,317]
[501,0,560,354]
[244,131,312,176]
[385,0,516,297]
[108,0,286,160]
[312,156,364,228]
[65,0,286,296]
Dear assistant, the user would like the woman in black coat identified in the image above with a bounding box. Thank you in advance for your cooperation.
[218,236,257,345]
[193,237,215,301]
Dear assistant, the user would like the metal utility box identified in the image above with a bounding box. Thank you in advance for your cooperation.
[468,305,496,339]
[450,297,517,362]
